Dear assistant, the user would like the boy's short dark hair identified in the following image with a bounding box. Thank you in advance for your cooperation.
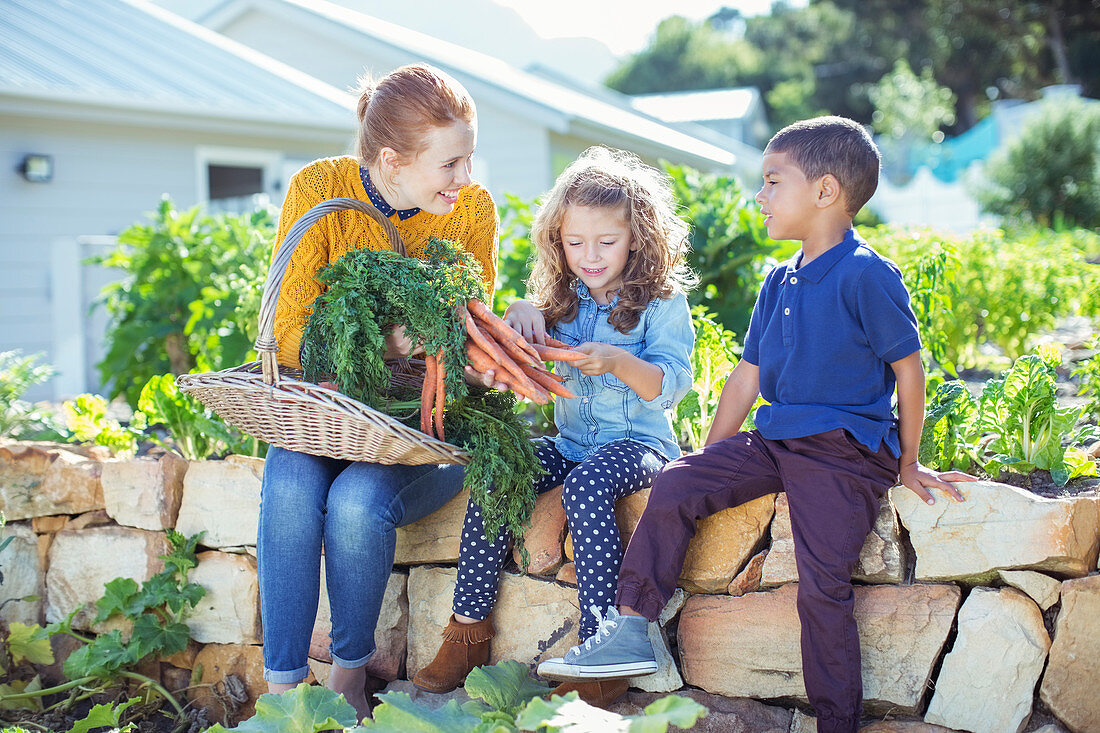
[766,116,881,216]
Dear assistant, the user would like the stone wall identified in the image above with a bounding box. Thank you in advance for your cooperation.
[2,439,1099,732]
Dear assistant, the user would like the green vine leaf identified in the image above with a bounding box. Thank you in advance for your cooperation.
[68,698,140,733]
[210,683,359,732]
[5,622,53,666]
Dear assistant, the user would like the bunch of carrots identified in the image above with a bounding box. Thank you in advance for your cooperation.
[418,298,583,441]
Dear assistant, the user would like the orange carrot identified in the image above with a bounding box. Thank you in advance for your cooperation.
[496,331,543,369]
[468,299,542,362]
[521,363,576,398]
[531,343,587,362]
[421,354,437,437]
[434,350,446,442]
[543,336,572,349]
[467,343,550,404]
[465,312,531,374]
[465,342,498,375]
[496,370,550,404]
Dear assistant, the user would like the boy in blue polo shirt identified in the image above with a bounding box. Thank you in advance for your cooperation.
[537,116,975,730]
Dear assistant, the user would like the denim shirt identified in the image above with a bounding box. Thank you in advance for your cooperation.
[549,284,695,462]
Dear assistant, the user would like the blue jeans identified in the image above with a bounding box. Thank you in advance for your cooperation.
[258,445,465,683]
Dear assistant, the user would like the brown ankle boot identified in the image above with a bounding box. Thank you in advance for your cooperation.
[412,615,494,693]
[549,678,630,708]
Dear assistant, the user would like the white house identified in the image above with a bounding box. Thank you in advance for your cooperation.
[2,0,755,401]
[192,0,749,198]
[1,0,358,399]
[630,87,772,150]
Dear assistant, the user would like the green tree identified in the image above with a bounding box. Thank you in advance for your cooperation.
[604,16,763,95]
[975,97,1100,228]
[869,59,957,179]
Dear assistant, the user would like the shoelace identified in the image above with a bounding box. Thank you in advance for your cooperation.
[569,606,618,656]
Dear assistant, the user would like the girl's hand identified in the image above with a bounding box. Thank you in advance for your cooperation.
[384,325,424,359]
[503,300,547,344]
[571,342,626,376]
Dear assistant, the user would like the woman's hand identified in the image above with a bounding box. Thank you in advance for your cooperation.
[463,365,510,391]
[384,325,424,359]
[504,300,547,344]
[571,342,626,377]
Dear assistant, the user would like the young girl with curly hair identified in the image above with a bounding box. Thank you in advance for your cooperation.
[413,146,696,707]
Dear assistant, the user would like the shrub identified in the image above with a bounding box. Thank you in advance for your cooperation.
[867,226,1100,371]
[975,97,1100,229]
[91,199,272,407]
[0,351,64,440]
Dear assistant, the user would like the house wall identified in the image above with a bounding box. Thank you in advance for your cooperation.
[0,112,347,401]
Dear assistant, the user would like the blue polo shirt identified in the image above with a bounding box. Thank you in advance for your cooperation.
[742,228,920,456]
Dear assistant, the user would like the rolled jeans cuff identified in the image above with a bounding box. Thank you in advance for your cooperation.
[263,663,310,684]
[331,647,374,670]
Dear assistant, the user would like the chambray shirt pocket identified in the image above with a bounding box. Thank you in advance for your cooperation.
[600,334,645,392]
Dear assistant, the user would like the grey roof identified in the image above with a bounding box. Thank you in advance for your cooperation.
[0,0,354,128]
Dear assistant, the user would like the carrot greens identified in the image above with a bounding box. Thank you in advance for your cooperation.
[300,238,540,547]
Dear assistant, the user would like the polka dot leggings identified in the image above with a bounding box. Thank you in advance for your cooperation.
[452,437,666,639]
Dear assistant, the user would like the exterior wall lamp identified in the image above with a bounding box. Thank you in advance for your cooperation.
[18,153,53,183]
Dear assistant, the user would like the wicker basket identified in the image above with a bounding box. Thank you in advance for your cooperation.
[176,197,469,465]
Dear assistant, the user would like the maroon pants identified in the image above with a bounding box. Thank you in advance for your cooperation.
[615,429,898,733]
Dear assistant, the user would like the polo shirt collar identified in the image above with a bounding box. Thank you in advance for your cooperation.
[359,166,421,221]
[791,228,862,283]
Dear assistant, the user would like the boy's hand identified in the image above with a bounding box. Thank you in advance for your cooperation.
[899,461,977,505]
[503,300,547,344]
[572,342,626,377]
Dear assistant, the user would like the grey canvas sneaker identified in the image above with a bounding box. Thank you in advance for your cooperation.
[537,606,657,681]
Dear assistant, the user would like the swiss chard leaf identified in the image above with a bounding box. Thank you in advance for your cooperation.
[211,683,359,732]
[464,660,551,717]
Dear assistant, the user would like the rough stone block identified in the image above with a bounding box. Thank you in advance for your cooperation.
[677,583,960,714]
[1039,575,1100,733]
[101,452,188,530]
[0,520,44,625]
[395,489,468,564]
[925,587,1050,733]
[45,525,170,631]
[187,551,261,644]
[175,456,263,548]
[0,441,104,520]
[893,481,1100,581]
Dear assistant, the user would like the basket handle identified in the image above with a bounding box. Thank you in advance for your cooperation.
[254,197,407,385]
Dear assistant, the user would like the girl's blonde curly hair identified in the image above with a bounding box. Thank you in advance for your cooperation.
[528,147,696,333]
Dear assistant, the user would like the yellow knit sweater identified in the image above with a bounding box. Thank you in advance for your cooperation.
[272,156,499,368]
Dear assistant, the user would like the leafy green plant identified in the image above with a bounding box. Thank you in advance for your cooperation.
[90,198,273,407]
[0,351,64,440]
[62,393,140,456]
[919,381,980,473]
[209,660,708,732]
[134,374,260,459]
[664,163,785,337]
[977,345,1096,486]
[0,532,207,721]
[54,530,205,682]
[677,307,742,451]
[1071,337,1100,422]
[901,241,960,377]
[868,226,1100,370]
[495,193,536,314]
